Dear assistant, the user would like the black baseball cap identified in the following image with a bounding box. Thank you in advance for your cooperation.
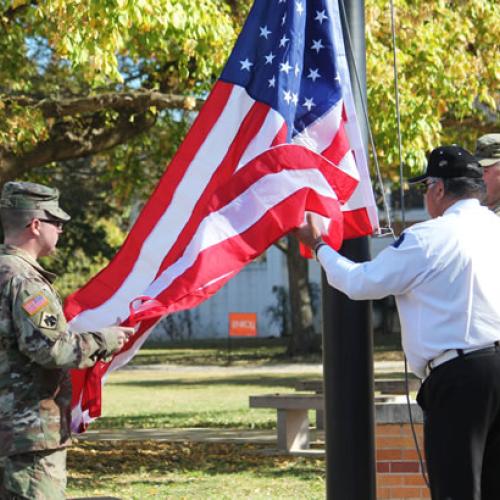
[408,145,482,183]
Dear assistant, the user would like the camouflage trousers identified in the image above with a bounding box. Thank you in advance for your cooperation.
[0,448,66,500]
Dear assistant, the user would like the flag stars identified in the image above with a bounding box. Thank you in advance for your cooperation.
[296,1,304,15]
[279,34,289,47]
[315,9,328,24]
[280,60,292,74]
[283,89,292,104]
[294,63,300,76]
[307,68,321,82]
[259,25,272,39]
[303,97,316,111]
[264,52,276,65]
[281,13,287,26]
[239,58,253,71]
[268,75,276,88]
[291,93,299,105]
[311,39,325,53]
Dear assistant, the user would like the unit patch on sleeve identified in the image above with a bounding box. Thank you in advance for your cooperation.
[22,292,49,316]
[39,311,58,329]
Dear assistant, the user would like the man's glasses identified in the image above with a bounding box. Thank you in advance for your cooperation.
[415,180,439,193]
[40,219,64,230]
[26,219,65,230]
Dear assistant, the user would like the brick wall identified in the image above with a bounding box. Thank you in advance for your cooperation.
[376,423,430,500]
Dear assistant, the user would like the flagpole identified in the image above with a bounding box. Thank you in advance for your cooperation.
[322,0,376,499]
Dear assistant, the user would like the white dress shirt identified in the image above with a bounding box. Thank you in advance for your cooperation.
[317,198,500,378]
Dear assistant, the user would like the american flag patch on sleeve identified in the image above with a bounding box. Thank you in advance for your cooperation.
[22,292,49,316]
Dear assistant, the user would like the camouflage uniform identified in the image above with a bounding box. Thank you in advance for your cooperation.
[0,182,122,499]
[475,133,500,217]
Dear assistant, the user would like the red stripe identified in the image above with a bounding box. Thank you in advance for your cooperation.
[153,100,271,279]
[153,189,342,313]
[343,207,373,239]
[208,145,357,212]
[65,82,234,321]
[271,122,288,146]
[321,120,350,166]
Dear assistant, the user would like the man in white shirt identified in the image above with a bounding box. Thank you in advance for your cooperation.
[295,145,500,500]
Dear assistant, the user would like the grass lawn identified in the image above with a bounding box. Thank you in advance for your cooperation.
[128,334,404,367]
[68,441,325,499]
[90,368,322,430]
[68,367,325,498]
[67,337,405,498]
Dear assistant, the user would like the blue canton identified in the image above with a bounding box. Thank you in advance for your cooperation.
[220,0,343,142]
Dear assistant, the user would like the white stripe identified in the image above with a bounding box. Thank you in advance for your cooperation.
[292,100,343,152]
[144,168,338,298]
[70,86,256,332]
[237,108,285,170]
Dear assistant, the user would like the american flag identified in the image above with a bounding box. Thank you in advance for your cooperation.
[66,0,378,432]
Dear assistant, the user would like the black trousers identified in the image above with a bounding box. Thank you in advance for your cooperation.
[417,347,500,500]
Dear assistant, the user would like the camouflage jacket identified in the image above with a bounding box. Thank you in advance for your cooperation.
[0,245,120,456]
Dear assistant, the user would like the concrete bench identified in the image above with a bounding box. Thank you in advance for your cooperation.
[295,377,421,394]
[249,393,323,451]
[293,378,421,431]
[249,393,422,452]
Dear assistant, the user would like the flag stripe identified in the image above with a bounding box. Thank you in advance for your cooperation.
[145,169,338,301]
[237,109,285,170]
[65,81,235,322]
[70,146,345,331]
[67,83,257,328]
[152,99,272,279]
[153,189,341,313]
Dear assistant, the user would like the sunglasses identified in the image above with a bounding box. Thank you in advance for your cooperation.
[41,219,65,230]
[26,219,65,230]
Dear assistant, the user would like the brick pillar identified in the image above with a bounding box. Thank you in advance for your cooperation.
[375,422,430,500]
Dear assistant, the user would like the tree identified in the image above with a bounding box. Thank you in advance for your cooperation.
[1,0,497,183]
[0,0,237,182]
[365,0,498,177]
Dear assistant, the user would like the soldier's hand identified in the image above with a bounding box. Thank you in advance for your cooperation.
[98,325,135,353]
[112,326,135,351]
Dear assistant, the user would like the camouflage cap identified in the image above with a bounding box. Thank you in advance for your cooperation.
[0,181,70,222]
[475,133,500,167]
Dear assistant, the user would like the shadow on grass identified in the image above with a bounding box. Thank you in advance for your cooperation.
[67,441,324,482]
[109,374,318,389]
[91,410,276,430]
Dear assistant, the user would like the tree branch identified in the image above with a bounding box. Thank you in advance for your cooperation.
[0,112,156,182]
[2,90,204,118]
[1,1,37,26]
[273,239,289,255]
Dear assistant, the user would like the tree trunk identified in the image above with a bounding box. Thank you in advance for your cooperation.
[285,235,320,356]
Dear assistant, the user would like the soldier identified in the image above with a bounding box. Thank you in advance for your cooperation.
[0,181,134,499]
[475,133,500,216]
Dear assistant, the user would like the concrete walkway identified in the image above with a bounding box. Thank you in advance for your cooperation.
[123,359,405,374]
[79,427,321,446]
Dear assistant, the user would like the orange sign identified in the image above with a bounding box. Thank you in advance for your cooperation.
[229,312,258,337]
